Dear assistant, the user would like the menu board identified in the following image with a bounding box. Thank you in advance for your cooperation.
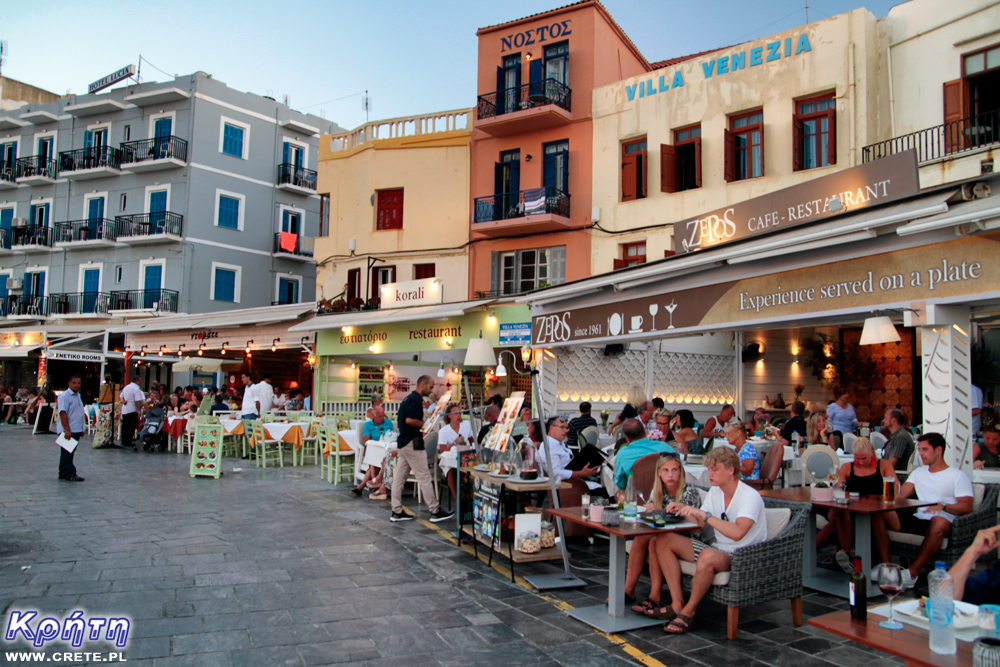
[421,392,451,435]
[458,448,478,525]
[474,476,501,548]
[190,424,223,479]
[482,392,525,452]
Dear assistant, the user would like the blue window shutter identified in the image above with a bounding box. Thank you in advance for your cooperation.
[144,265,162,291]
[529,59,544,98]
[510,159,520,193]
[84,130,93,150]
[561,151,569,194]
[37,272,45,297]
[496,66,506,115]
[214,269,236,302]
[282,142,290,165]
[1,209,12,230]
[219,196,239,229]
[223,125,244,157]
[282,210,291,232]
[154,118,171,138]
[292,279,299,303]
[88,198,104,221]
[543,153,555,190]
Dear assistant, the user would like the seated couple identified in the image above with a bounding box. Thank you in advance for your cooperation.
[537,415,609,495]
[627,447,769,635]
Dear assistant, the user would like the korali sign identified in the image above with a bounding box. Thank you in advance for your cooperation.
[674,150,920,254]
[379,277,444,309]
[88,65,136,94]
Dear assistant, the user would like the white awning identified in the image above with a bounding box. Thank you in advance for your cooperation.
[171,359,243,373]
[289,299,496,332]
[47,333,105,352]
[0,345,41,358]
[122,303,316,333]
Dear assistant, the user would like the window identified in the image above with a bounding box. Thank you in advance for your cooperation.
[661,126,702,193]
[491,246,566,296]
[115,266,123,284]
[370,265,396,302]
[614,242,646,269]
[725,111,764,182]
[277,277,300,304]
[544,42,569,86]
[281,208,302,234]
[23,269,46,298]
[211,263,241,303]
[543,140,569,195]
[282,140,305,169]
[84,126,109,150]
[123,125,130,142]
[219,117,249,159]
[498,54,521,114]
[1,140,17,166]
[140,260,165,309]
[621,138,648,201]
[36,135,54,162]
[492,151,521,220]
[376,189,403,230]
[794,95,836,171]
[120,193,127,211]
[347,268,360,302]
[29,202,50,228]
[946,44,1000,153]
[414,263,435,279]
[215,190,244,230]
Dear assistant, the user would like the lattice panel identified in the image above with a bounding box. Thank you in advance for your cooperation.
[922,324,973,472]
[843,328,916,425]
[555,347,648,403]
[537,351,559,417]
[652,352,735,405]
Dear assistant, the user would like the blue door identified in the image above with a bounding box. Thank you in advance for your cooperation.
[149,190,167,233]
[143,264,162,309]
[278,278,299,304]
[82,268,100,313]
[23,271,44,315]
[28,203,49,245]
[0,272,7,316]
[87,197,104,239]
[153,118,172,158]
[0,208,11,250]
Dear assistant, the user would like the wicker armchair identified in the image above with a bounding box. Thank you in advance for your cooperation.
[679,497,808,639]
[889,483,999,566]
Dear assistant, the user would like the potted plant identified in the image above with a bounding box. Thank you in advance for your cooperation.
[812,480,834,502]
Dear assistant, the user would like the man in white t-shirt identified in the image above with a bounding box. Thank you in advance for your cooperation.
[119,375,145,449]
[240,373,260,419]
[254,374,274,414]
[650,446,768,634]
[874,432,974,588]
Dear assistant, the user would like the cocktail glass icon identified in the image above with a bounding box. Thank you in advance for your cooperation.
[665,301,678,329]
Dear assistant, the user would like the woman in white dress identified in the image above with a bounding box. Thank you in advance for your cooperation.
[438,402,475,500]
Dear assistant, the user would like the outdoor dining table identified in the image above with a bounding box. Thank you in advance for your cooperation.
[547,506,700,633]
[218,418,310,462]
[165,415,188,452]
[759,487,935,598]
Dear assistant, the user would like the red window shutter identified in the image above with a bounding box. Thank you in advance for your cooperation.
[660,144,677,193]
[943,79,966,154]
[622,153,637,201]
[613,258,629,270]
[638,149,648,198]
[792,114,803,172]
[693,136,702,188]
[826,108,837,165]
[414,264,435,279]
[347,268,359,301]
[377,189,404,230]
[723,128,735,182]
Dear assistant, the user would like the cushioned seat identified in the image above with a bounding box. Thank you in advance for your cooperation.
[889,483,997,567]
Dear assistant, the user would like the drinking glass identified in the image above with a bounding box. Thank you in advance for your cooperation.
[873,563,906,629]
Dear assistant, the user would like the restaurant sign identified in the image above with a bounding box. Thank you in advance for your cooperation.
[673,150,920,254]
[45,350,103,363]
[534,233,1000,347]
[379,277,444,310]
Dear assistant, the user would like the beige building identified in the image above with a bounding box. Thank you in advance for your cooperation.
[589,9,880,272]
[314,109,472,309]
[1,76,60,110]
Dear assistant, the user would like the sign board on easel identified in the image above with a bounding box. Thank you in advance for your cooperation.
[483,392,525,451]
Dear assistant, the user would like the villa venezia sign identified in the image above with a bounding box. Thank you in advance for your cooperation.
[379,277,444,310]
[673,150,920,254]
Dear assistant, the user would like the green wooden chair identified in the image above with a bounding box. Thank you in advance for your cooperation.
[250,419,283,468]
[297,416,323,467]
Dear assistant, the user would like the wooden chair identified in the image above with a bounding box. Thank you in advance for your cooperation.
[630,452,660,498]
[298,417,323,466]
[745,442,784,490]
[325,427,357,484]
[250,419,283,468]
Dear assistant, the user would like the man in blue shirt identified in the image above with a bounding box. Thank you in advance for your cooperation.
[56,375,86,482]
[951,524,1000,604]
[614,418,675,490]
[353,406,393,497]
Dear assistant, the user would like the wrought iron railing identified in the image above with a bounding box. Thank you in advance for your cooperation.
[863,109,1000,164]
[0,294,50,317]
[0,228,11,250]
[473,287,546,299]
[59,145,121,173]
[276,163,317,191]
[11,225,52,248]
[14,156,57,180]
[0,161,16,185]
[47,292,112,316]
[119,136,188,165]
[273,232,313,256]
[53,219,117,244]
[477,78,572,120]
[473,187,570,223]
[114,212,183,238]
[108,289,179,312]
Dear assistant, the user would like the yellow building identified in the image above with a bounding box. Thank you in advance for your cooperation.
[314,109,473,309]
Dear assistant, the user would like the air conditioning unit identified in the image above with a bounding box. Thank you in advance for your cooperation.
[6,276,22,291]
[11,217,26,227]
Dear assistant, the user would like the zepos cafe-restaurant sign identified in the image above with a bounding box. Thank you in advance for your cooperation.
[673,150,920,254]
[379,277,444,309]
[533,233,1000,347]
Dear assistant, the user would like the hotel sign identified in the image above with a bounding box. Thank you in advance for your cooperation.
[46,350,103,363]
[673,150,920,254]
[88,65,135,94]
[379,277,444,310]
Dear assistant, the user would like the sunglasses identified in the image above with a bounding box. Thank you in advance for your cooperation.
[721,512,729,522]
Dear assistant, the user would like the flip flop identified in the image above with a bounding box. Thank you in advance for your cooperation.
[631,599,658,615]
[664,614,695,635]
[645,605,677,621]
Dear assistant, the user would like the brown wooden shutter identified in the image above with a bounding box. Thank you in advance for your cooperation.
[723,128,735,182]
[792,115,803,172]
[664,250,675,258]
[943,79,966,154]
[622,153,637,201]
[347,268,359,301]
[758,124,765,177]
[638,149,648,198]
[613,259,629,270]
[660,144,677,193]
[826,108,837,165]
[693,136,703,188]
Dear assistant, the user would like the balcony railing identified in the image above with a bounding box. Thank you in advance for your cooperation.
[11,225,53,248]
[58,146,120,173]
[53,219,117,244]
[0,228,12,250]
[273,232,313,256]
[328,108,472,152]
[863,108,1000,164]
[473,187,571,223]
[120,136,188,165]
[47,292,112,316]
[14,156,57,180]
[0,294,49,317]
[108,289,179,312]
[477,79,572,120]
[0,161,16,185]
[276,163,317,191]
[114,212,183,238]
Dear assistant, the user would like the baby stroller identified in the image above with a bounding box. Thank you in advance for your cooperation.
[138,406,168,453]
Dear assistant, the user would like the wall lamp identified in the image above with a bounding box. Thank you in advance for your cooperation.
[198,344,205,356]
[140,345,147,357]
[271,338,280,352]
[245,340,253,354]
[220,341,229,355]
[158,345,166,356]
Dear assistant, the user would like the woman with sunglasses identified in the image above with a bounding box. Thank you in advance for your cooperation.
[630,452,704,616]
[818,436,897,573]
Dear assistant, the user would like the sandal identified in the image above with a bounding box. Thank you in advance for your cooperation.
[631,599,658,615]
[664,614,695,635]
[645,605,677,621]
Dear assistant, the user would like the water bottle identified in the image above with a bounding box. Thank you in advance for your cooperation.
[928,561,956,655]
[623,473,637,523]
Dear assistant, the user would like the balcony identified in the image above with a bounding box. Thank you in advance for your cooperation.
[108,289,179,314]
[276,163,317,194]
[0,161,18,191]
[11,226,54,253]
[14,156,57,185]
[64,99,126,117]
[0,229,16,256]
[114,212,183,244]
[2,294,49,319]
[476,79,573,137]
[53,219,118,248]
[273,233,314,262]
[59,146,122,180]
[472,187,572,237]
[119,136,188,172]
[47,292,112,318]
[863,109,1000,165]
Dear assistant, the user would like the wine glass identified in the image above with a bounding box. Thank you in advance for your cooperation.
[649,303,658,329]
[873,563,906,629]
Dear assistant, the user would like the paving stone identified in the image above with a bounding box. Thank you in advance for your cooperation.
[296,638,380,665]
[170,629,251,655]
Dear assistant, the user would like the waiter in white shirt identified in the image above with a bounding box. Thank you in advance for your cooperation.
[119,375,144,449]
[255,374,274,414]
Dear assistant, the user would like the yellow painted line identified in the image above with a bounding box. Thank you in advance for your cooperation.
[406,508,667,667]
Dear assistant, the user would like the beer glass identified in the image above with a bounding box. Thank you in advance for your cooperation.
[883,476,896,502]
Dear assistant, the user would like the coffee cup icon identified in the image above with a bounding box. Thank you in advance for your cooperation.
[630,315,643,331]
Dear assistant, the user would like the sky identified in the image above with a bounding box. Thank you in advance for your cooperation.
[3,0,903,131]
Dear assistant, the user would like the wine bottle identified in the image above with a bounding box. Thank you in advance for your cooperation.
[850,556,867,620]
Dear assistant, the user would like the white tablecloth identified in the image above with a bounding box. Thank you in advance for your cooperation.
[263,422,309,441]
[219,418,242,434]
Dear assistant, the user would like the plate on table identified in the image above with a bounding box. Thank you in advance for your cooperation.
[895,598,980,630]
[509,475,549,484]
[473,464,491,471]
